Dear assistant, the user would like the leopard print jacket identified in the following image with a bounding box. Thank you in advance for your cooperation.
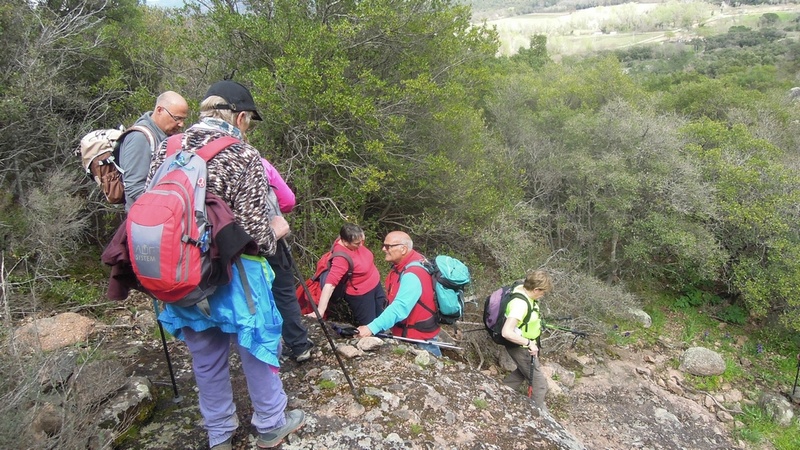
[147,126,279,256]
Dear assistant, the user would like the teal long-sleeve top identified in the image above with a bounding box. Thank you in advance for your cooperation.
[366,271,422,335]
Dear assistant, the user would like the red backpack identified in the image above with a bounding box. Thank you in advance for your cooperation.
[126,134,237,305]
[296,250,353,317]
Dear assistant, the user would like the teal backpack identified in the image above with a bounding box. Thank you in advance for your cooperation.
[407,255,471,325]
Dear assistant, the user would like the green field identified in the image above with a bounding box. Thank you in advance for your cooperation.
[484,2,800,57]
[546,31,667,58]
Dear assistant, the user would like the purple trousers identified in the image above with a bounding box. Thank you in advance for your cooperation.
[183,327,288,448]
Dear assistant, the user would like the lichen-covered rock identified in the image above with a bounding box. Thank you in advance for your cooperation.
[758,392,794,427]
[99,376,155,429]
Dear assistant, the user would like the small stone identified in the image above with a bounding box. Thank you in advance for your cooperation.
[717,410,734,423]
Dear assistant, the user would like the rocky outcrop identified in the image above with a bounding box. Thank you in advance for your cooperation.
[8,308,777,449]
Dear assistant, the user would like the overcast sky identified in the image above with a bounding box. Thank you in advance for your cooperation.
[145,0,190,9]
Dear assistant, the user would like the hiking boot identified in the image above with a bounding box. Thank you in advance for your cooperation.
[294,340,315,362]
[294,348,312,362]
[257,409,306,448]
[210,436,232,450]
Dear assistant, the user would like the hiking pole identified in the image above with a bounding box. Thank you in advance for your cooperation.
[330,323,463,351]
[151,298,182,403]
[374,333,463,350]
[543,322,589,337]
[543,321,589,347]
[528,355,535,399]
[280,239,359,399]
[793,353,800,398]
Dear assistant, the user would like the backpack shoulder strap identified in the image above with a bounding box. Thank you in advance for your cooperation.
[328,251,354,276]
[126,125,157,154]
[165,135,239,161]
[505,291,535,330]
[165,134,183,157]
[404,260,432,275]
[196,136,239,161]
[113,125,157,162]
[325,250,355,291]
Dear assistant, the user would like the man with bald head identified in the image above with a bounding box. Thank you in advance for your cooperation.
[356,231,442,356]
[118,91,189,210]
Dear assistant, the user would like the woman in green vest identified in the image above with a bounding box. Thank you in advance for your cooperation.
[500,269,553,413]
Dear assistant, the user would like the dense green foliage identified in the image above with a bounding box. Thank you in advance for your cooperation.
[4,1,800,447]
[3,0,800,342]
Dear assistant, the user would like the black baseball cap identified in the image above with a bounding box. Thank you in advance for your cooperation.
[205,80,263,121]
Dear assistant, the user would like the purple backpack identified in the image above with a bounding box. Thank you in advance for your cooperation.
[483,281,532,346]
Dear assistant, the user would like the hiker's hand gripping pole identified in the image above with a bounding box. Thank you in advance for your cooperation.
[279,239,359,399]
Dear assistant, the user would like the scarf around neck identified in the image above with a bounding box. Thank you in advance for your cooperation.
[198,117,244,140]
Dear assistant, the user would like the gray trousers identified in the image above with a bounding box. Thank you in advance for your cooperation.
[503,345,548,413]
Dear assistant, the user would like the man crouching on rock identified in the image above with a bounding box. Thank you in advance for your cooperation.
[355,231,443,357]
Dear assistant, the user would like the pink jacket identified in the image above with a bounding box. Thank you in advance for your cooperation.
[261,158,296,213]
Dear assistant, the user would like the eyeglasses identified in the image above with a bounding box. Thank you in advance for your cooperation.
[381,243,405,250]
[163,107,187,123]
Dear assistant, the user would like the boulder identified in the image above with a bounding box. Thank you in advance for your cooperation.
[627,308,652,328]
[98,376,155,429]
[70,360,127,407]
[679,347,726,376]
[29,401,63,436]
[14,312,97,352]
[758,392,794,427]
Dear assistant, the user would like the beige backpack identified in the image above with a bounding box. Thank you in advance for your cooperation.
[78,126,155,204]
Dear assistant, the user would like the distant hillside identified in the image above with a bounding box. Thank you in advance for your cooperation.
[464,0,659,20]
[482,2,800,57]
